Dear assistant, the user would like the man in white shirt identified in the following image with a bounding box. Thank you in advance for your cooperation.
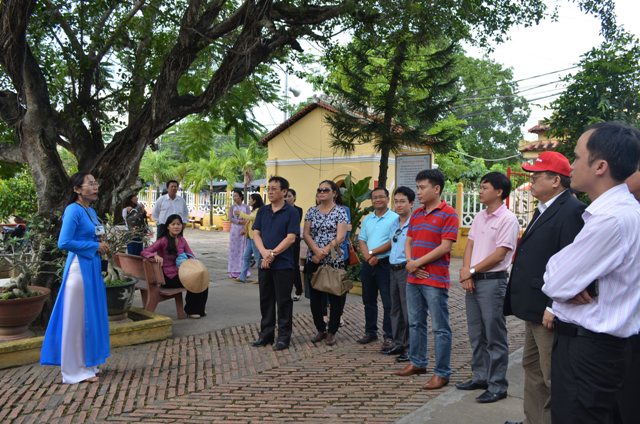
[152,180,189,237]
[542,122,640,424]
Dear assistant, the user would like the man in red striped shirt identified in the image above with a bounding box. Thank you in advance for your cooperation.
[395,169,458,391]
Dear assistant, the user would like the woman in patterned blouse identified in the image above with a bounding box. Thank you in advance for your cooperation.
[303,180,348,346]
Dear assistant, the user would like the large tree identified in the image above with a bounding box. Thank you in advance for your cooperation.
[548,32,640,157]
[0,0,618,216]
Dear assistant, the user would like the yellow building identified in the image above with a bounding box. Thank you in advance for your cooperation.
[261,101,432,211]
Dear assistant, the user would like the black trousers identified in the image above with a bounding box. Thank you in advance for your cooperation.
[292,237,303,295]
[614,334,640,424]
[305,270,346,335]
[552,321,627,424]
[258,268,294,343]
[164,274,208,315]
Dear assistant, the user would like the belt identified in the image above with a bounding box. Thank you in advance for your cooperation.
[377,257,389,264]
[390,262,406,271]
[473,271,508,281]
[554,319,624,343]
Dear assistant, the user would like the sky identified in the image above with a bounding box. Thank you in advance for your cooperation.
[255,0,640,143]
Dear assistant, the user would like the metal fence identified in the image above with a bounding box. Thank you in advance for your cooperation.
[138,189,264,216]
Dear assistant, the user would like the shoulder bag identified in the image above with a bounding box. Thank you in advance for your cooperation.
[310,248,352,296]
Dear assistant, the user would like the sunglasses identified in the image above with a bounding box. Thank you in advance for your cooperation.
[392,227,403,243]
[317,188,332,193]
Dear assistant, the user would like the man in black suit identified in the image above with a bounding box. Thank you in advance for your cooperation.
[503,152,585,424]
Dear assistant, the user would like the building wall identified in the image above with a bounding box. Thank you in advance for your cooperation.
[265,107,400,211]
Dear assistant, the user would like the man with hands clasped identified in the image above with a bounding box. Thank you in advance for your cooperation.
[457,172,519,404]
[357,187,398,350]
[251,176,300,351]
[395,169,458,391]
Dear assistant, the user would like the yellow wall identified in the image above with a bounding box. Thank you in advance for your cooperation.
[266,107,432,211]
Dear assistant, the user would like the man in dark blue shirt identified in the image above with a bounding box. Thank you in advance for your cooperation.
[252,176,300,351]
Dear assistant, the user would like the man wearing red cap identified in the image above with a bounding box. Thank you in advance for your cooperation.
[503,151,585,424]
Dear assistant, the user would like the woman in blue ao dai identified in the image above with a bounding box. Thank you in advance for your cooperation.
[41,172,111,384]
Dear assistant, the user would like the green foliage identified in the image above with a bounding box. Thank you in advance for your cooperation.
[0,215,63,297]
[138,150,179,187]
[340,173,374,244]
[219,140,267,189]
[0,170,38,221]
[324,37,461,188]
[452,55,530,163]
[548,32,640,159]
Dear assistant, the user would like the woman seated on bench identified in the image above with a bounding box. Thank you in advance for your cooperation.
[141,214,208,319]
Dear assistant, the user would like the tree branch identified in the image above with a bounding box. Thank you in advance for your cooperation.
[42,0,86,60]
[91,0,146,63]
[0,142,24,163]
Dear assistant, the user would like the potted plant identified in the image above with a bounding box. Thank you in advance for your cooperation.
[0,218,59,341]
[101,215,148,321]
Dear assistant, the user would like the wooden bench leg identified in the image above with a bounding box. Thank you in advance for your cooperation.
[174,294,187,319]
[145,290,161,312]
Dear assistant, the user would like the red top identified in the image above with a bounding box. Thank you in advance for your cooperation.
[407,201,459,288]
[141,236,193,279]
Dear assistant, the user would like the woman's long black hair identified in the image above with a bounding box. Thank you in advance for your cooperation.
[249,193,264,211]
[66,172,92,206]
[159,214,184,255]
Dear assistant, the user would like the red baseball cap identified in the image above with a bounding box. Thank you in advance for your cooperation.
[522,151,571,177]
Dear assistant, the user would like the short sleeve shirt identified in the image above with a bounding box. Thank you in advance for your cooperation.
[468,203,519,272]
[407,201,458,288]
[253,202,300,270]
[358,209,399,259]
[305,205,348,267]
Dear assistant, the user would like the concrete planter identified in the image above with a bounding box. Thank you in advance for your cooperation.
[0,285,51,342]
[0,307,172,370]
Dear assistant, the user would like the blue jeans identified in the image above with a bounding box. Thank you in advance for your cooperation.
[360,260,392,339]
[239,238,261,281]
[407,283,452,378]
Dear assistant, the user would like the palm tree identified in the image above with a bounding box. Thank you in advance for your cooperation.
[220,140,267,198]
[139,150,179,195]
[184,151,224,226]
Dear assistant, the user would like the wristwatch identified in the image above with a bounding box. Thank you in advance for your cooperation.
[368,250,374,256]
[469,267,476,275]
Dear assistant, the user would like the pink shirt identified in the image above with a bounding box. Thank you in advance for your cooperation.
[141,236,194,279]
[468,203,519,272]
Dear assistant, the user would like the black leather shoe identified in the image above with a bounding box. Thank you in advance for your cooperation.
[455,379,488,390]
[504,421,523,424]
[357,334,378,344]
[396,353,410,362]
[251,337,274,347]
[273,341,290,351]
[384,345,405,355]
[475,390,507,403]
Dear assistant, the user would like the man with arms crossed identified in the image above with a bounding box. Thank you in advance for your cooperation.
[542,122,640,423]
[503,152,585,424]
[252,176,300,351]
[395,169,458,391]
[458,172,519,403]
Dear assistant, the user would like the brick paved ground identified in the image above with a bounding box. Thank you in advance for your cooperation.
[0,230,525,423]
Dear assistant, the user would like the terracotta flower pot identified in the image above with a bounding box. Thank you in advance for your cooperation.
[0,285,50,341]
[222,220,232,232]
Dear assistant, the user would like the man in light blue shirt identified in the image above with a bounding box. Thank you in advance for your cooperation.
[357,187,399,348]
[385,186,415,361]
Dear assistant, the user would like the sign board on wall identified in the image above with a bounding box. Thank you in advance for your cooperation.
[395,153,432,189]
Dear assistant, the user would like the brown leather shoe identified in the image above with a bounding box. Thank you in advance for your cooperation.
[423,374,449,390]
[325,333,336,346]
[311,332,327,343]
[394,364,427,377]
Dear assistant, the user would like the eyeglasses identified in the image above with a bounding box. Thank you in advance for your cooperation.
[82,182,100,188]
[392,228,403,243]
[529,173,555,184]
[317,188,332,193]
